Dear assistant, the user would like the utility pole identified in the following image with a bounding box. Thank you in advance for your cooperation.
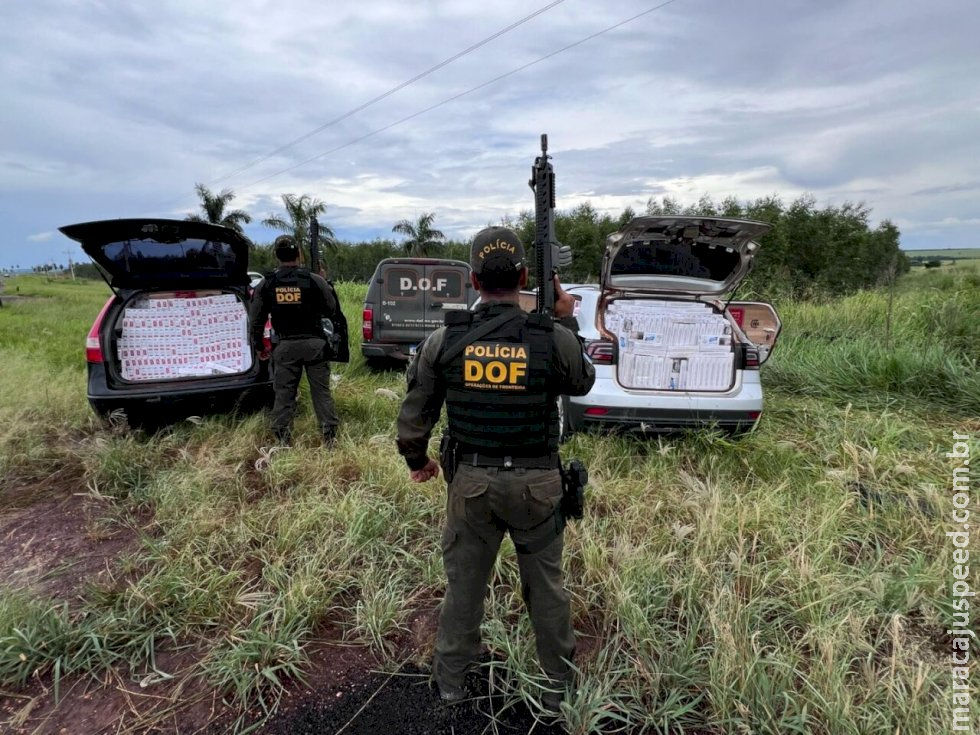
[63,249,76,280]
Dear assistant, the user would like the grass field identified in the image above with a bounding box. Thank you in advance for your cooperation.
[904,248,980,260]
[0,268,977,733]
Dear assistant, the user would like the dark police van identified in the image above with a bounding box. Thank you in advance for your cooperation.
[361,258,476,366]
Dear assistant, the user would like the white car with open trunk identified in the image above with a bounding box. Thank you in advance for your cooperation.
[559,215,782,437]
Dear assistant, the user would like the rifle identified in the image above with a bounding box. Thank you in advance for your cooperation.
[308,217,351,363]
[529,134,557,315]
[309,218,321,275]
[528,136,588,523]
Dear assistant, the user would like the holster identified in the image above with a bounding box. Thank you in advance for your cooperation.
[324,332,343,360]
[319,319,343,360]
[515,458,587,555]
[560,459,588,520]
[439,435,459,484]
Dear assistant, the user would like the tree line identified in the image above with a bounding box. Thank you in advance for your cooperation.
[69,184,911,299]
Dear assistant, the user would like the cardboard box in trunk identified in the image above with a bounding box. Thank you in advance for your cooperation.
[607,300,735,391]
[117,293,252,382]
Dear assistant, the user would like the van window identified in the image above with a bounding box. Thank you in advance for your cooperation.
[429,269,465,300]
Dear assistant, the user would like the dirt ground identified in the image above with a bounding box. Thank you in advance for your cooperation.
[0,472,574,734]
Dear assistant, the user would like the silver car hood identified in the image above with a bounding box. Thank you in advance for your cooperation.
[600,216,771,297]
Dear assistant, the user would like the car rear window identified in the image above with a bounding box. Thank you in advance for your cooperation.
[611,241,740,282]
[384,268,465,300]
[102,238,240,278]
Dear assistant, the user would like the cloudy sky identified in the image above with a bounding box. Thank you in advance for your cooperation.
[1,0,977,269]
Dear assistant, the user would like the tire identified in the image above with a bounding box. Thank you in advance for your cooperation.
[232,386,274,417]
[125,408,164,433]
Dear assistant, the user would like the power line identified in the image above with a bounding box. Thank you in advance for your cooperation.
[236,0,679,192]
[206,0,568,187]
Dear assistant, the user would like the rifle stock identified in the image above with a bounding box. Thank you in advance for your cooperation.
[529,134,556,315]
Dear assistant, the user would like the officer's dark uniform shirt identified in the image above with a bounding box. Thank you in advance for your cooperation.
[397,300,596,469]
[248,266,338,346]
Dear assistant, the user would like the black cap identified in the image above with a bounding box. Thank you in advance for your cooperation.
[470,227,525,275]
[274,235,299,261]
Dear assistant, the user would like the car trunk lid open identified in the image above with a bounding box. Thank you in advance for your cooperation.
[598,216,773,393]
[60,219,250,293]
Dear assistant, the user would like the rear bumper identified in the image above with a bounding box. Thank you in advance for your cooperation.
[567,370,763,433]
[361,343,413,361]
[87,361,272,416]
[567,403,760,433]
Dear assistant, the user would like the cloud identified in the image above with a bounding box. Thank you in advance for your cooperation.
[28,232,54,242]
[1,0,979,266]
[912,182,980,197]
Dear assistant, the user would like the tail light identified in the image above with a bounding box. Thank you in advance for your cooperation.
[744,346,760,370]
[86,299,114,363]
[585,338,616,365]
[263,319,272,353]
[362,308,374,341]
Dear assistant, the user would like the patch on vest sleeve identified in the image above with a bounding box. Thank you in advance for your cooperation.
[462,342,530,391]
[275,286,303,304]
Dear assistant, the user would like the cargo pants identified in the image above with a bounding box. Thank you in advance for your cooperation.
[433,462,574,690]
[271,337,338,439]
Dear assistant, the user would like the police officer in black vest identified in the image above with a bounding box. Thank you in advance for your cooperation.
[249,235,341,445]
[396,226,595,712]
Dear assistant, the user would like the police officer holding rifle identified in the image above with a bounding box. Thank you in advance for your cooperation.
[396,135,595,714]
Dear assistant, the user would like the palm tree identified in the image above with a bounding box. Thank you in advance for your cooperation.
[185,184,252,233]
[392,212,445,257]
[262,194,335,252]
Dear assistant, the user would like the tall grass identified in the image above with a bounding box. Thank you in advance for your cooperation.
[766,267,980,415]
[0,271,976,733]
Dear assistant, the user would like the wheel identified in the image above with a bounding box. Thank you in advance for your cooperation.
[124,408,166,433]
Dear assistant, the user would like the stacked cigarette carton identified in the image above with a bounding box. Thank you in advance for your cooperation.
[607,299,734,391]
[117,294,252,381]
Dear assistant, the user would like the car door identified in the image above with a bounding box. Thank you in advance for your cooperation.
[423,263,470,335]
[374,262,430,350]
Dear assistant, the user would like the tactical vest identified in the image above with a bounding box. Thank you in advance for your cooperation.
[265,267,324,339]
[440,308,559,456]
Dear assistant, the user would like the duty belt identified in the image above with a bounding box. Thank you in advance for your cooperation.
[458,451,560,470]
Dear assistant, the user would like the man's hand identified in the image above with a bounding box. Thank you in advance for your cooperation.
[410,458,440,483]
[553,276,576,319]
